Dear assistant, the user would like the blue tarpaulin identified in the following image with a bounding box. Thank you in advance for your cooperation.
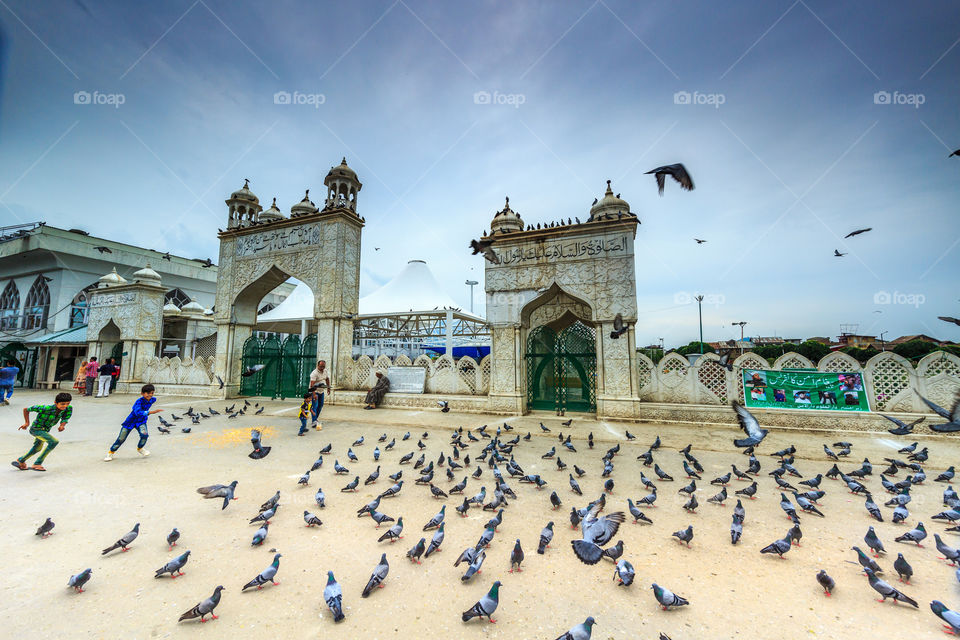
[423,345,490,359]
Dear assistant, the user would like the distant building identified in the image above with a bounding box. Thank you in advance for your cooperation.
[889,334,955,347]
[837,333,878,349]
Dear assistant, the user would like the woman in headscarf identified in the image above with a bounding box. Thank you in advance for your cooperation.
[308,360,331,429]
[363,371,389,410]
[74,360,88,392]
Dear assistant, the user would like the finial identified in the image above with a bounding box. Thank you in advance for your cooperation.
[341,157,347,165]
[605,179,613,195]
[505,196,509,208]
[243,178,250,188]
[304,189,310,200]
[271,197,277,206]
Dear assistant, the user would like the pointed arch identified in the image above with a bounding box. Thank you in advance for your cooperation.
[0,281,19,330]
[70,282,98,327]
[23,276,50,330]
[164,288,191,309]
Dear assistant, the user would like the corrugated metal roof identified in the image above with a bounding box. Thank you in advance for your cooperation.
[29,324,87,344]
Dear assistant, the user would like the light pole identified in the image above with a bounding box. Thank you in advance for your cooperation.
[879,331,888,352]
[695,295,704,354]
[465,280,478,314]
[732,321,748,355]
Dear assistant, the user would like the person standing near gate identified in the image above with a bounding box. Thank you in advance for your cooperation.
[308,360,330,430]
[0,359,19,405]
[84,357,98,396]
[96,358,117,398]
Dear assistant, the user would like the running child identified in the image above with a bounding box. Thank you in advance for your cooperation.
[297,392,311,436]
[104,384,162,461]
[12,392,72,471]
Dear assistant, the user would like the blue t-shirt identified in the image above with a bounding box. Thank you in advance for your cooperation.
[121,396,157,429]
[0,366,19,386]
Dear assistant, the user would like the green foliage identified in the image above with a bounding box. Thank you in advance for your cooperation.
[795,340,832,362]
[675,341,715,356]
[892,339,939,360]
[841,346,880,364]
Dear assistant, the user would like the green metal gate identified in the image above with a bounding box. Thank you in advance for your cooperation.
[525,321,597,413]
[240,333,317,399]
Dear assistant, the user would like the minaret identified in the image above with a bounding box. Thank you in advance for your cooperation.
[225,179,262,228]
[323,158,362,213]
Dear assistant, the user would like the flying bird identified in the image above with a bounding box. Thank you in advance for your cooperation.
[469,238,500,264]
[939,316,960,327]
[834,249,846,257]
[241,364,266,377]
[917,391,960,432]
[731,402,768,448]
[645,163,694,195]
[694,238,706,244]
[609,313,628,340]
[844,228,872,238]
[94,246,112,254]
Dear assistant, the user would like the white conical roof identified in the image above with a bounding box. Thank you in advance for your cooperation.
[257,280,316,322]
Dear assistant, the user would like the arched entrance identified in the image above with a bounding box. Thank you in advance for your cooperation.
[526,320,596,413]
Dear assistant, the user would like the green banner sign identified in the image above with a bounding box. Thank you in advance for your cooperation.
[742,369,870,412]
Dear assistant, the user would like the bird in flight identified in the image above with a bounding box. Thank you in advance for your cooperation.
[469,239,499,264]
[694,238,706,244]
[374,247,380,251]
[94,246,112,254]
[200,258,214,268]
[939,316,960,327]
[645,163,694,196]
[161,252,171,261]
[834,249,847,257]
[844,228,872,238]
[609,313,628,340]
[949,149,959,157]
[241,364,267,377]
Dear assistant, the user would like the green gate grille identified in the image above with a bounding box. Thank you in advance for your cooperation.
[525,321,597,413]
[240,333,317,399]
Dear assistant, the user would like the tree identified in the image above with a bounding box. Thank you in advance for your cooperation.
[892,339,938,360]
[795,340,831,363]
[841,346,879,364]
[675,341,715,356]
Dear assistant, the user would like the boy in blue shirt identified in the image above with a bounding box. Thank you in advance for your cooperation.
[0,359,19,405]
[104,384,162,461]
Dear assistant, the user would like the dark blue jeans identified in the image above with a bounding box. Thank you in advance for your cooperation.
[110,424,148,452]
[311,393,324,423]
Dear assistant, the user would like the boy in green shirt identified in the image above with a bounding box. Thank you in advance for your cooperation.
[11,392,72,472]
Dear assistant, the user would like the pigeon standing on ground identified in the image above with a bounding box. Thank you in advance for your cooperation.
[102,523,140,555]
[361,553,390,597]
[378,518,404,543]
[155,551,191,578]
[614,560,635,586]
[538,521,555,554]
[462,581,501,623]
[35,518,55,538]
[893,553,913,583]
[760,531,793,558]
[242,554,281,591]
[863,568,917,607]
[251,522,269,546]
[651,583,689,610]
[324,571,345,622]
[555,616,596,640]
[178,585,225,622]
[509,539,524,572]
[303,510,323,527]
[424,523,445,557]
[931,601,960,634]
[68,568,92,593]
[672,525,694,548]
[816,570,835,596]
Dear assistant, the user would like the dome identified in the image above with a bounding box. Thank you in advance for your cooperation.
[229,178,259,204]
[260,197,285,222]
[181,298,205,315]
[589,180,632,221]
[132,263,161,284]
[162,302,181,315]
[98,267,128,288]
[326,157,358,181]
[490,196,524,234]
[290,190,319,216]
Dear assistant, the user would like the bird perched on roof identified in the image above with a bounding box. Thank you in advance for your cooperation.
[94,246,112,254]
[645,163,694,195]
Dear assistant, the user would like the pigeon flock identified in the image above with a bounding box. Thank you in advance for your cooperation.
[21,389,960,637]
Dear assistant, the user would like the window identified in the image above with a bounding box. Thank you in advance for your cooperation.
[23,276,50,330]
[164,288,191,308]
[258,302,277,315]
[70,283,97,327]
[0,281,19,330]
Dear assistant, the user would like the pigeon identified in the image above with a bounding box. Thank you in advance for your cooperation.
[708,487,728,505]
[477,524,497,549]
[424,523,445,557]
[654,464,673,481]
[793,492,824,517]
[315,488,326,508]
[735,482,758,499]
[816,570,835,596]
[610,314,628,339]
[881,414,926,435]
[611,558,635,587]
[678,479,696,496]
[760,531,792,558]
[155,549,191,579]
[461,549,486,581]
[407,537,427,564]
[730,515,743,545]
[462,580,501,623]
[509,539,524,572]
[370,510,394,528]
[733,499,746,521]
[937,467,958,484]
[602,540,624,562]
[197,481,238,510]
[852,546,882,574]
[423,505,446,531]
[242,553,281,591]
[865,526,886,557]
[429,483,448,499]
[538,521,555,554]
[378,518,404,543]
[454,546,478,567]
[102,523,140,555]
[892,522,926,547]
[651,583,689,610]
[94,246,112,254]
[935,534,960,565]
[863,568,917,607]
[35,518,55,538]
[361,553,390,597]
[259,492,280,513]
[365,466,381,485]
[893,553,913,584]
[711,472,731,486]
[918,392,960,432]
[240,364,266,377]
[834,249,847,257]
[469,238,500,264]
[731,402,768,447]
[683,494,698,512]
[572,507,625,564]
[251,523,269,546]
[250,505,278,524]
[672,525,694,548]
[932,601,960,634]
[297,471,310,486]
[68,568,92,593]
[324,572,345,622]
[550,490,563,509]
[556,616,597,639]
[569,474,583,496]
[178,585,224,622]
[303,509,323,527]
[844,227,872,238]
[645,163,695,195]
[334,461,349,474]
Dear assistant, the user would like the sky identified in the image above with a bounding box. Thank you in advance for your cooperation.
[0,0,958,348]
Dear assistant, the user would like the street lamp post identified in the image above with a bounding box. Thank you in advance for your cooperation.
[732,321,748,355]
[879,331,888,352]
[465,280,478,314]
[695,295,704,355]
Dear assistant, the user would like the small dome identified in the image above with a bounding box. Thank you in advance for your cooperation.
[98,267,128,288]
[229,178,259,204]
[203,307,214,316]
[132,263,161,284]
[162,302,181,315]
[181,298,205,315]
[260,197,285,222]
[326,157,358,181]
[290,190,319,216]
[490,196,524,234]
[589,180,632,221]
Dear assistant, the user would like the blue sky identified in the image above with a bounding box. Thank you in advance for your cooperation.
[1,0,958,347]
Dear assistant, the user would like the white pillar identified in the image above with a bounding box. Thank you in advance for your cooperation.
[445,309,454,356]
[301,319,307,340]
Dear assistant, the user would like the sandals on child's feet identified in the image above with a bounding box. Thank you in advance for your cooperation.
[10,460,26,470]
[30,465,46,472]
